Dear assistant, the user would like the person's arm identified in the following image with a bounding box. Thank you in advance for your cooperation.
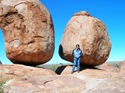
[80,50,83,57]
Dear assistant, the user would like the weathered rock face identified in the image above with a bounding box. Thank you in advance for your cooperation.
[57,62,125,93]
[0,0,54,66]
[59,11,111,66]
[3,76,85,93]
[1,62,125,93]
[97,63,118,72]
[85,77,125,93]
[0,64,85,93]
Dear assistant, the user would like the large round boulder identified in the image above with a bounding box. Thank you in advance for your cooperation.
[59,11,111,66]
[0,0,54,66]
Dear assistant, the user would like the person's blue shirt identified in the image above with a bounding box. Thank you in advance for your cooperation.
[72,49,83,58]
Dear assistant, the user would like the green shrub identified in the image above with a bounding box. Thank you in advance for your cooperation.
[113,63,120,68]
[0,76,6,93]
[37,64,64,72]
[50,64,60,72]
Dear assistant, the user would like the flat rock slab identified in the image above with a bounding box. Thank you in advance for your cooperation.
[3,76,85,93]
[1,62,125,93]
[0,64,56,79]
[0,64,85,93]
[83,76,125,93]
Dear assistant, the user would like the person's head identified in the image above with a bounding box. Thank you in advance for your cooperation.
[76,44,80,49]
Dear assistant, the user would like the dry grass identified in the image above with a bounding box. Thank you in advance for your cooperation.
[0,75,7,93]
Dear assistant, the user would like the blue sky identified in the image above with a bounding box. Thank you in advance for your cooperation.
[0,0,125,64]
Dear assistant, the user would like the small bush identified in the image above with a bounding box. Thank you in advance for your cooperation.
[113,63,120,68]
[50,65,60,72]
[0,76,6,93]
[37,64,64,72]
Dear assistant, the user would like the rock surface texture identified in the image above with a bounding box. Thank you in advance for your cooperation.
[0,0,54,65]
[0,61,125,93]
[0,64,85,93]
[119,60,125,73]
[59,11,111,66]
[60,62,125,93]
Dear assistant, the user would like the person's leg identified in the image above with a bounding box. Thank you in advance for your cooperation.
[77,58,80,72]
[71,57,77,73]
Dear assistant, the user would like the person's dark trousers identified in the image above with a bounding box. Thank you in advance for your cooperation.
[72,57,80,73]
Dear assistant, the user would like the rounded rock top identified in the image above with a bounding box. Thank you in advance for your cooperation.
[74,11,90,16]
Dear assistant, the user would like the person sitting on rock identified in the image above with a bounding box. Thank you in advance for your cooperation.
[71,44,83,74]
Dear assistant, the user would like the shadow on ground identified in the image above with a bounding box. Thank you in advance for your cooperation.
[55,65,101,75]
[55,65,67,74]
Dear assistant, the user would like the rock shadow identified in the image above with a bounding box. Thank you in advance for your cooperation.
[55,64,102,75]
[59,45,65,59]
[80,65,101,70]
[0,60,2,65]
[55,65,67,74]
